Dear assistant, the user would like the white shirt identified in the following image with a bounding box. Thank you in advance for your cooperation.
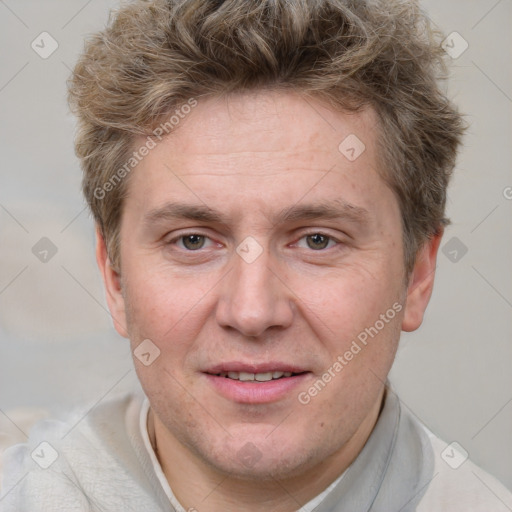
[1,388,511,511]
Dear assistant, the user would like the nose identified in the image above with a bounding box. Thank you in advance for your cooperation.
[215,242,294,338]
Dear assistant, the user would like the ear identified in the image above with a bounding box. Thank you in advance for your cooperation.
[95,227,129,338]
[401,229,443,332]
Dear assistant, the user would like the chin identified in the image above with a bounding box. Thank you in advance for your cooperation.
[197,428,327,481]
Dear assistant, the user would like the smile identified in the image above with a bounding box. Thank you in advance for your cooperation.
[204,366,311,404]
[215,371,299,382]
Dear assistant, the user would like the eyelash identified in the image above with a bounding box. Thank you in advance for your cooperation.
[167,231,342,252]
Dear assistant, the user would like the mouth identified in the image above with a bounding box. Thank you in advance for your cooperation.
[213,370,305,382]
[204,364,310,403]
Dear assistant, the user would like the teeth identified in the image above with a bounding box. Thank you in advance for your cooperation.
[218,371,296,381]
[255,372,273,382]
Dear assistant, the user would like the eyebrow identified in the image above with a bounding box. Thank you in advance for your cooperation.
[143,199,370,228]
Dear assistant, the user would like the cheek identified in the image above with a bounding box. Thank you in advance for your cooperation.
[122,263,213,340]
[123,272,205,397]
[289,266,400,337]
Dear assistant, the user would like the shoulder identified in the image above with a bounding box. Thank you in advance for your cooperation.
[415,424,512,512]
[0,393,160,511]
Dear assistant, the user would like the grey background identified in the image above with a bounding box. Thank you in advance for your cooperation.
[0,0,511,492]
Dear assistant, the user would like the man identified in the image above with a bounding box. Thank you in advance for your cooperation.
[1,0,511,510]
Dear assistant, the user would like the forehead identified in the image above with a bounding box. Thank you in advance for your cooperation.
[124,90,391,225]
[157,91,379,165]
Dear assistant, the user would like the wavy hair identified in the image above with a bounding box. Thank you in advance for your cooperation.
[69,0,465,274]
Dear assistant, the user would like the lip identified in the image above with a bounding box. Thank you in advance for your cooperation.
[205,362,308,375]
[203,362,311,404]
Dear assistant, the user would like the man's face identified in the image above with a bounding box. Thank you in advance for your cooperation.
[101,91,435,480]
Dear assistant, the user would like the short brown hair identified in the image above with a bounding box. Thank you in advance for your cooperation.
[68,0,464,274]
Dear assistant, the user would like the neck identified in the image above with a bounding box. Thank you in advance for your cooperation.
[149,390,384,512]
